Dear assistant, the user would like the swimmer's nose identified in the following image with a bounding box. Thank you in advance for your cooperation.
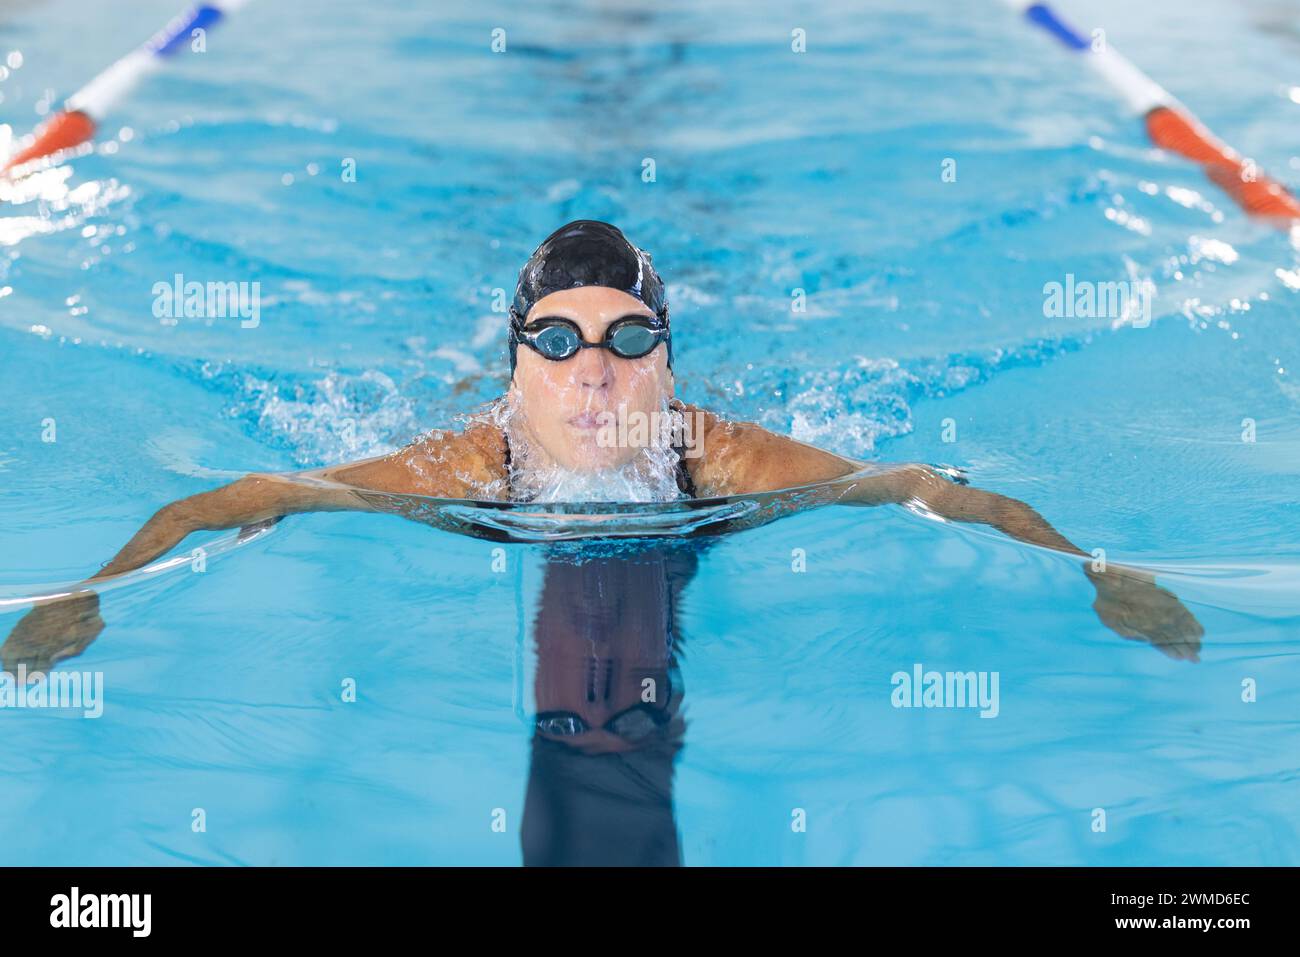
[573,344,613,390]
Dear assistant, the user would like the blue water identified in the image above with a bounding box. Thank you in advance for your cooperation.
[2,0,1299,865]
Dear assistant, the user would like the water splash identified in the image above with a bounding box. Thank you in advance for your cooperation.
[218,367,419,467]
[488,394,689,504]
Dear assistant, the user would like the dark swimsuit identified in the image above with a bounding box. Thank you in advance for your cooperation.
[502,431,696,501]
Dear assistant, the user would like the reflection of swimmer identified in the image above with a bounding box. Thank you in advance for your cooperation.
[522,545,695,866]
[6,220,1202,668]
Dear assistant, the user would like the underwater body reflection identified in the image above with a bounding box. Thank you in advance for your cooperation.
[521,542,701,867]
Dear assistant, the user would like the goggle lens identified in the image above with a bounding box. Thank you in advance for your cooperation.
[608,323,659,358]
[536,713,587,736]
[532,324,582,360]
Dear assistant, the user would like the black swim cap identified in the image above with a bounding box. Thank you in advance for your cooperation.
[509,220,670,373]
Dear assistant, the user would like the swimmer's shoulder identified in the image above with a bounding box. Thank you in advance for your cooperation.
[673,401,858,496]
[319,422,507,498]
[397,422,508,495]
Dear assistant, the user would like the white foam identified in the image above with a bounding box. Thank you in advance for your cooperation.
[489,395,688,504]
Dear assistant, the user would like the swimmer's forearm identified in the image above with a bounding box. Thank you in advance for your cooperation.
[91,474,365,581]
[839,466,1087,556]
[913,470,1085,555]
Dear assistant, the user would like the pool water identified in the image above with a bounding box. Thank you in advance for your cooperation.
[1,0,1298,865]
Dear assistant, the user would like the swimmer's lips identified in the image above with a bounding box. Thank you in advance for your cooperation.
[567,411,606,430]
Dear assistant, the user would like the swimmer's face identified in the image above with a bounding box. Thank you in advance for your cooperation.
[534,652,675,756]
[508,286,673,471]
[532,556,680,755]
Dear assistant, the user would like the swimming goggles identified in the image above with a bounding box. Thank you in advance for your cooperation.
[535,701,672,742]
[509,309,670,362]
[535,667,675,743]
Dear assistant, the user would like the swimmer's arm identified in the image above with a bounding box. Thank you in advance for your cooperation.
[95,424,504,580]
[680,404,1082,551]
[5,427,504,671]
[92,474,370,580]
[2,474,374,672]
[838,465,1202,659]
[683,407,1202,659]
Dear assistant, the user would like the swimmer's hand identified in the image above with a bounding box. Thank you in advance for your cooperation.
[2,590,104,673]
[1086,567,1203,662]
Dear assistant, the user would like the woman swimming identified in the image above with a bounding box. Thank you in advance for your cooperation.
[4,220,1203,668]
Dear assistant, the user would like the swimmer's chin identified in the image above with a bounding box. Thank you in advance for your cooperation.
[553,451,637,473]
[552,436,638,471]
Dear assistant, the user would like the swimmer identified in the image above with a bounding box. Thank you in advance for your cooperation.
[5,220,1203,668]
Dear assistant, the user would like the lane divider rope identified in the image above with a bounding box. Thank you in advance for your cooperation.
[2,0,251,175]
[1004,0,1300,219]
